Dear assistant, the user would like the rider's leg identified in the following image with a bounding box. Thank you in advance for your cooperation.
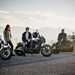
[7,40,14,55]
[7,40,13,50]
[27,42,31,48]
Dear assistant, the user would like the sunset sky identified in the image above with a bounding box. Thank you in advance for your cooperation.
[0,0,75,29]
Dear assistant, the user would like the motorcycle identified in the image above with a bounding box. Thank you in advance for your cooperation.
[15,36,52,57]
[51,40,74,54]
[0,38,12,60]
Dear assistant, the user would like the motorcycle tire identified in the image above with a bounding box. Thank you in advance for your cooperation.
[15,45,25,56]
[41,44,52,57]
[0,47,12,60]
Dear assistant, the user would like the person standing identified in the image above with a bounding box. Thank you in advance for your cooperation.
[4,24,14,54]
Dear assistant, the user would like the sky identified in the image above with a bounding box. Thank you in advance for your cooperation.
[0,0,75,29]
[0,0,75,44]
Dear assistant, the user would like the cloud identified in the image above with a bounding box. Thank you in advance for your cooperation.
[0,10,10,14]
[0,10,75,29]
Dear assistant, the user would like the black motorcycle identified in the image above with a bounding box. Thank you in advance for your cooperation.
[15,36,52,57]
[51,40,74,54]
[0,39,12,60]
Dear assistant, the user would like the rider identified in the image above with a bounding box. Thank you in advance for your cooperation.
[58,29,67,43]
[22,27,32,48]
[3,24,14,55]
[32,29,40,48]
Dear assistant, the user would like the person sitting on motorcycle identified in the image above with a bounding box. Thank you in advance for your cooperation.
[22,27,32,48]
[58,29,67,45]
[32,29,40,48]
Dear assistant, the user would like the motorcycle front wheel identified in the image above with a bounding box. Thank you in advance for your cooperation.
[15,45,25,56]
[41,44,52,57]
[0,47,12,60]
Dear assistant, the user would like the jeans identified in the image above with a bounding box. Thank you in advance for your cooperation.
[7,40,13,51]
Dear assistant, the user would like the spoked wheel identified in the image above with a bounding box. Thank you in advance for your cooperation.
[0,47,12,60]
[41,44,52,57]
